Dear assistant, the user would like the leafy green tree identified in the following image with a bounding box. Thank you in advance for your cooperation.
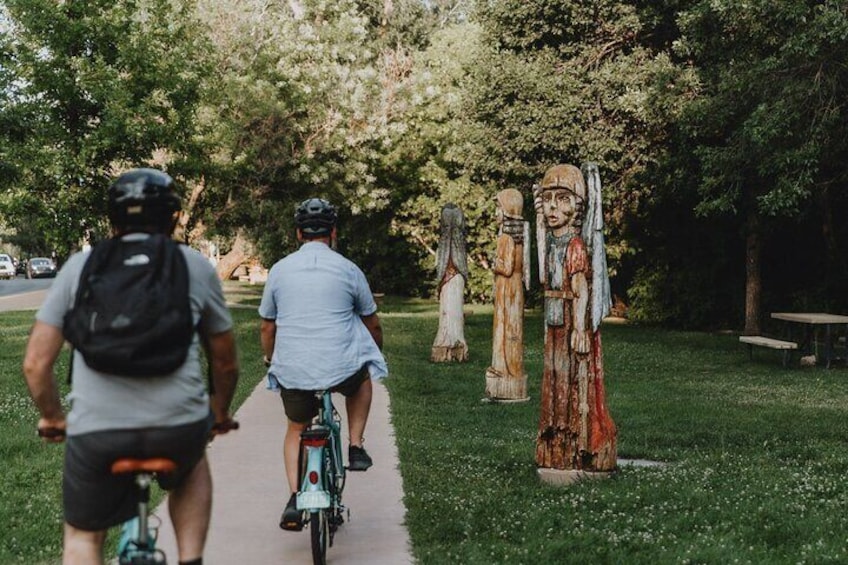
[384,22,498,299]
[461,0,695,303]
[672,0,848,332]
[195,0,444,292]
[198,0,373,253]
[0,0,212,258]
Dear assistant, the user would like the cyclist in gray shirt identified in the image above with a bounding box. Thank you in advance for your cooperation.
[23,169,239,565]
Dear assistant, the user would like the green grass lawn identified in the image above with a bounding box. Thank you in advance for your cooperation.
[0,302,264,565]
[379,297,848,564]
[3,293,848,563]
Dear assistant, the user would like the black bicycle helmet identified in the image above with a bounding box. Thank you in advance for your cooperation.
[294,198,337,237]
[107,168,181,233]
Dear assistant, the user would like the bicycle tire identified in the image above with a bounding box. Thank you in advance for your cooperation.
[310,509,328,565]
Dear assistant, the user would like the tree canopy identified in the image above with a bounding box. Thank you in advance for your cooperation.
[0,0,211,256]
[2,0,847,328]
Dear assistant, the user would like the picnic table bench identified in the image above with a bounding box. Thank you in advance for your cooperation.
[770,312,848,369]
[739,335,798,368]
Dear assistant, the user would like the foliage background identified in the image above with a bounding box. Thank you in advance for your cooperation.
[2,0,848,328]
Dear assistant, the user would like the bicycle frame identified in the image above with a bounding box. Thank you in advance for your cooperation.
[112,458,174,565]
[116,475,166,565]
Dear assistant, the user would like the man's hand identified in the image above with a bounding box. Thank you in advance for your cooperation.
[37,417,66,443]
[210,417,239,439]
[204,329,239,433]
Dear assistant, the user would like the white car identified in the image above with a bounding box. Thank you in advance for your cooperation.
[0,254,15,280]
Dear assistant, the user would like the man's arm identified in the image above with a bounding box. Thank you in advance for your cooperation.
[260,318,276,364]
[203,329,239,429]
[22,321,67,442]
[361,313,383,350]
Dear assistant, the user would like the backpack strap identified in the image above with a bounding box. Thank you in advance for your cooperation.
[67,348,74,385]
[66,238,121,385]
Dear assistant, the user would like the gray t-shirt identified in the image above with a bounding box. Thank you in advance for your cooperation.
[36,236,233,436]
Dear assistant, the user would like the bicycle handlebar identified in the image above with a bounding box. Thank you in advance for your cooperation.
[211,419,240,436]
[37,427,66,440]
[37,420,240,442]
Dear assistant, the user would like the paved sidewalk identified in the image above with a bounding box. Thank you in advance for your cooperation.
[0,289,47,312]
[154,379,413,564]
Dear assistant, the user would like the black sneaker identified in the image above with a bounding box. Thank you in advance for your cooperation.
[279,493,303,531]
[348,445,373,471]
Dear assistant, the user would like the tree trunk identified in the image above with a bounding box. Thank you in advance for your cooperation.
[173,177,205,243]
[744,208,762,335]
[820,186,847,282]
[216,230,252,281]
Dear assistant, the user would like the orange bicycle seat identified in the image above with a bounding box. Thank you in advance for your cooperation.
[111,458,178,475]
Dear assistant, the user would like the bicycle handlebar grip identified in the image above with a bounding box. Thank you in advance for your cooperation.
[211,419,239,434]
[37,427,66,439]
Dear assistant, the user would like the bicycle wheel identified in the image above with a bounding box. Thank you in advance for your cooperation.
[309,509,328,565]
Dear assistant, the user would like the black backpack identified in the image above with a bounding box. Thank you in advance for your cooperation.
[63,234,195,377]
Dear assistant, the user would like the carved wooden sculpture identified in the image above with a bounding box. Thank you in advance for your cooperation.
[534,164,617,477]
[486,189,530,401]
[431,203,469,362]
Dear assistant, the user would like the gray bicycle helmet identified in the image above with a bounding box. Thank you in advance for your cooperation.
[108,168,181,232]
[294,198,337,236]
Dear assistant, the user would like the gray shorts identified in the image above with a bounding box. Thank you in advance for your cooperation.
[63,414,213,531]
[279,366,369,423]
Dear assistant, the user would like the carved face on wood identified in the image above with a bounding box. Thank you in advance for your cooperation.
[541,188,579,231]
[539,164,586,235]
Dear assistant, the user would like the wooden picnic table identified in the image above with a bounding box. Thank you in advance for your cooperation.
[770,312,848,369]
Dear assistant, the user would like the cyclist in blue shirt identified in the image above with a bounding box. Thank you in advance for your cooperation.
[259,198,387,531]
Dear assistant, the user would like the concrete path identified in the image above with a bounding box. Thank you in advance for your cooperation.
[0,289,47,312]
[154,378,413,565]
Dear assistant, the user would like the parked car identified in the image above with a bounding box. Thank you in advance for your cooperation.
[0,254,14,280]
[26,257,57,279]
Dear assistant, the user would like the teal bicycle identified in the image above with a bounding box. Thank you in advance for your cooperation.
[296,390,347,565]
[39,420,238,565]
[37,428,170,564]
[112,457,174,565]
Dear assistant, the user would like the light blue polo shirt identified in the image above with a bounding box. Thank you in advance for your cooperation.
[259,241,388,391]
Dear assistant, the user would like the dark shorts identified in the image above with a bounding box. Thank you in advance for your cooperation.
[63,414,213,531]
[280,366,369,424]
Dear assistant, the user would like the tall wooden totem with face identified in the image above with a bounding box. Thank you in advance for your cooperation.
[485,189,530,401]
[431,203,469,363]
[534,164,617,474]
